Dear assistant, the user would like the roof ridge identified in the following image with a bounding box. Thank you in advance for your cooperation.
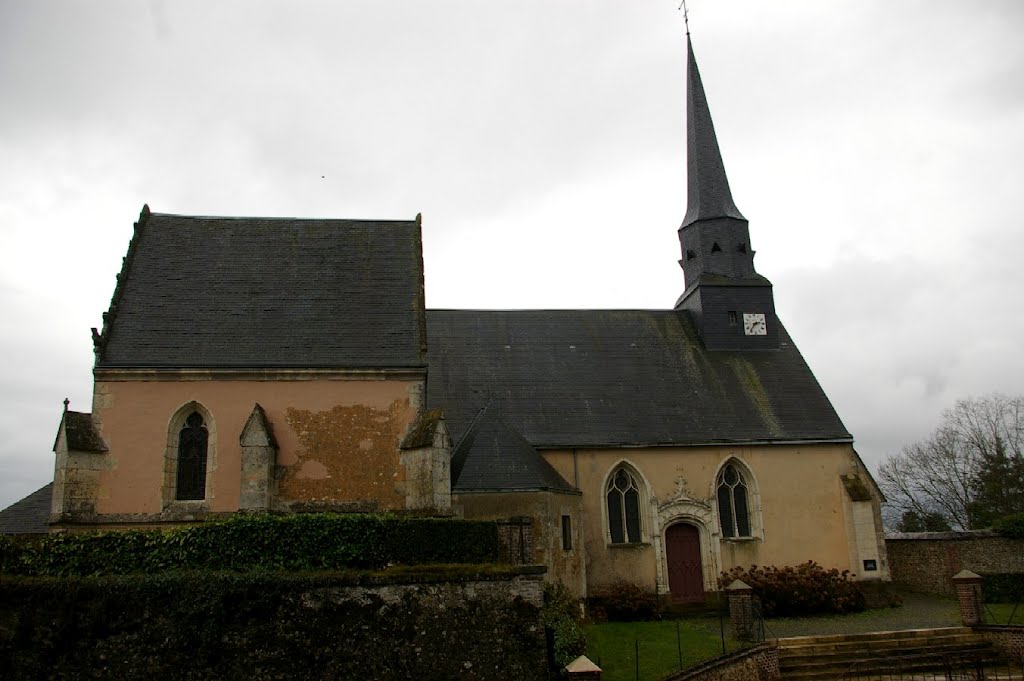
[92,204,150,364]
[148,212,419,224]
[426,308,684,313]
[449,399,491,486]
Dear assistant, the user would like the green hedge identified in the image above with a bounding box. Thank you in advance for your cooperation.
[981,573,1024,603]
[993,513,1024,539]
[542,581,586,668]
[0,567,544,681]
[0,513,502,576]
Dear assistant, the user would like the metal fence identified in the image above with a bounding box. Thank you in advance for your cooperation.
[842,651,1024,681]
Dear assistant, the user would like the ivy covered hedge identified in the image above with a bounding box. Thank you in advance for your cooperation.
[0,513,502,576]
[0,567,546,681]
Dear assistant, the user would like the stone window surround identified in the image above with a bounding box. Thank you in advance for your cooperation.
[711,456,764,542]
[601,459,653,546]
[163,400,218,512]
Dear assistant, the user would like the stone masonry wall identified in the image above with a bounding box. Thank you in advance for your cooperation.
[661,644,780,681]
[975,626,1024,660]
[886,532,1024,597]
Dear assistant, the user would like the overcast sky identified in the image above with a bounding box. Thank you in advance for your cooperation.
[2,1,1023,511]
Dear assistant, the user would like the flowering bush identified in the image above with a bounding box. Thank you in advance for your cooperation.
[588,579,662,621]
[718,561,866,617]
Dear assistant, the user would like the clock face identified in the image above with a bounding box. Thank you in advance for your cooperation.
[743,313,767,336]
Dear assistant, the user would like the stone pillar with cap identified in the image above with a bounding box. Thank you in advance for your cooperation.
[952,570,985,626]
[565,655,602,680]
[726,579,755,641]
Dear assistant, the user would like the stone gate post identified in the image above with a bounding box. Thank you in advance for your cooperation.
[726,579,754,641]
[952,570,984,626]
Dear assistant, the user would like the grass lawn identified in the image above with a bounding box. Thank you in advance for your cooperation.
[584,618,743,681]
[986,602,1024,625]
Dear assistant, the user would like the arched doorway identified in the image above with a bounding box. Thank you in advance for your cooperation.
[665,523,704,603]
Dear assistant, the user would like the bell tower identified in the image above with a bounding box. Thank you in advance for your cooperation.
[674,37,778,350]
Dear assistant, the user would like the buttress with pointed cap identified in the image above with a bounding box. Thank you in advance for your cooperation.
[681,36,745,228]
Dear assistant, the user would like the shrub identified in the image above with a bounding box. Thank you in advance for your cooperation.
[718,561,866,617]
[980,573,1024,603]
[543,581,586,668]
[0,513,503,577]
[993,513,1024,539]
[588,579,661,622]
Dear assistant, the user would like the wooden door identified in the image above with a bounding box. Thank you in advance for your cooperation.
[665,523,704,603]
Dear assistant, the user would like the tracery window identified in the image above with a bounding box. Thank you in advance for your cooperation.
[607,468,643,544]
[176,412,209,500]
[717,463,751,538]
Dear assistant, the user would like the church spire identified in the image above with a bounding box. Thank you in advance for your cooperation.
[681,36,745,228]
[674,35,777,350]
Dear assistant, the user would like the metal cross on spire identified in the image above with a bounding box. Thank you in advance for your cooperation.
[679,0,690,36]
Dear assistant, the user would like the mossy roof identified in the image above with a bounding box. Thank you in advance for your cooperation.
[426,309,850,449]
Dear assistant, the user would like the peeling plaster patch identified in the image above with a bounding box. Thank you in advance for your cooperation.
[297,460,331,480]
[281,399,410,506]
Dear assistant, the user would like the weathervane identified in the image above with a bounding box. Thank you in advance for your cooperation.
[678,0,690,35]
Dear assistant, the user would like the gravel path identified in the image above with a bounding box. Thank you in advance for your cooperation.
[763,591,962,639]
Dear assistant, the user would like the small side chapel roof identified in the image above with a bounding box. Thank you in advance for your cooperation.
[426,309,851,449]
[451,402,576,493]
[94,207,427,369]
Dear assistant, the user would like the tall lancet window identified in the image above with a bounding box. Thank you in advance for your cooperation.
[717,463,751,538]
[176,412,209,500]
[607,468,643,544]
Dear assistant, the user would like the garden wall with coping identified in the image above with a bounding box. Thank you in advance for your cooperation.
[886,531,1024,597]
[660,644,780,681]
[0,565,547,681]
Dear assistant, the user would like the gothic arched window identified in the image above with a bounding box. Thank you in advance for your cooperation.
[176,412,209,500]
[607,468,643,544]
[717,463,751,538]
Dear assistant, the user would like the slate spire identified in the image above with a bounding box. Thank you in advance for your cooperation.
[674,36,777,351]
[681,36,745,227]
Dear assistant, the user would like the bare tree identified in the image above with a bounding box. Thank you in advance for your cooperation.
[878,393,1024,531]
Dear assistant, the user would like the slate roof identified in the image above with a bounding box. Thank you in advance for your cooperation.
[426,309,851,448]
[451,403,576,493]
[0,483,52,535]
[681,36,745,228]
[57,411,108,452]
[95,208,427,369]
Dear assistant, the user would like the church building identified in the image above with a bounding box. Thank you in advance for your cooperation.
[3,38,888,602]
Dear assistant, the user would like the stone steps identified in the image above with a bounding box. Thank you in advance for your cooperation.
[777,627,1006,680]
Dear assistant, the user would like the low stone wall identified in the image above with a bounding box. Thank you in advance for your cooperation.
[660,644,780,681]
[0,565,548,681]
[975,625,1024,660]
[886,531,1024,597]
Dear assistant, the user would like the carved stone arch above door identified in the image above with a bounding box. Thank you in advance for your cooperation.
[652,485,722,598]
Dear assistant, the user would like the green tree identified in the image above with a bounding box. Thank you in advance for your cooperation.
[968,436,1024,527]
[896,510,951,532]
